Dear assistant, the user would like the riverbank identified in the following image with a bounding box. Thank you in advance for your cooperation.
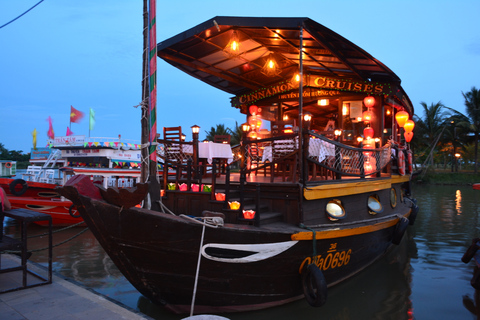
[413,168,480,185]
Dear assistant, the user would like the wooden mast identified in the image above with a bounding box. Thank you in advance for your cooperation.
[141,0,160,210]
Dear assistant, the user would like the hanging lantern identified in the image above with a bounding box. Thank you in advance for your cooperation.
[249,105,258,115]
[261,53,281,77]
[256,118,262,128]
[363,96,376,108]
[404,131,414,142]
[404,119,415,133]
[224,30,241,58]
[364,126,374,139]
[395,111,409,128]
[362,110,373,122]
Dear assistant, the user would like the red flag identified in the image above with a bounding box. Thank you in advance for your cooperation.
[47,116,55,139]
[66,127,74,136]
[70,106,84,123]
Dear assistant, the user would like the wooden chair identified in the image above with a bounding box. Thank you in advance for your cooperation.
[163,126,182,142]
[214,135,231,144]
[271,137,298,182]
[213,135,231,174]
[248,142,268,177]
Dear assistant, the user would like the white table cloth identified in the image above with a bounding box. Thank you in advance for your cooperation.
[183,142,233,164]
[262,139,335,162]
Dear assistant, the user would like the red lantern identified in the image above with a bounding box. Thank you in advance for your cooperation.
[363,126,374,139]
[363,96,375,108]
[404,120,415,133]
[249,105,258,115]
[404,131,414,142]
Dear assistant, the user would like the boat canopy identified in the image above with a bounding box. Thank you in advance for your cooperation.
[157,16,413,121]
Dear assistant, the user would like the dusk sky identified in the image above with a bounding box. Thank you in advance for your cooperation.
[1,1,479,154]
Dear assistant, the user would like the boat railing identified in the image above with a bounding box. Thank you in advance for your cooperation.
[305,131,392,179]
[241,132,392,181]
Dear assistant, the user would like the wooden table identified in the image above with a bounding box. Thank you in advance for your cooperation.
[0,208,52,293]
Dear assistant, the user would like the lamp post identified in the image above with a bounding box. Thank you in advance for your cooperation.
[191,125,200,177]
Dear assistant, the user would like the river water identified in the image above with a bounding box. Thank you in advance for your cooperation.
[4,184,480,319]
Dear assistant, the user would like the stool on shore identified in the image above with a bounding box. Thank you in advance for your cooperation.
[0,209,52,293]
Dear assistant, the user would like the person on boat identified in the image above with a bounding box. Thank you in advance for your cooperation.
[0,186,12,241]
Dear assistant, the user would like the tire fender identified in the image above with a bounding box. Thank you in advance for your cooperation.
[302,263,327,307]
[392,217,409,245]
[9,179,28,196]
[69,204,81,218]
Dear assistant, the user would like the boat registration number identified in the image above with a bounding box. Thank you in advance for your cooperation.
[299,243,352,273]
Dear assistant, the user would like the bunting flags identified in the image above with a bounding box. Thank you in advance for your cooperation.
[70,105,84,123]
[148,0,157,162]
[32,128,37,150]
[47,116,55,139]
[66,127,74,136]
[89,108,95,131]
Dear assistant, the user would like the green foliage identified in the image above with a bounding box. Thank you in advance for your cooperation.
[0,143,30,168]
[204,123,242,145]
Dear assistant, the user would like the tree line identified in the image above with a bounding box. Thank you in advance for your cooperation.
[412,86,480,173]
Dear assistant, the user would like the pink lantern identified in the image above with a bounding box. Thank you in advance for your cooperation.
[363,96,376,108]
[191,184,200,192]
[363,126,374,139]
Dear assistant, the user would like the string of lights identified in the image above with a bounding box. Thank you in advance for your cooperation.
[0,0,45,29]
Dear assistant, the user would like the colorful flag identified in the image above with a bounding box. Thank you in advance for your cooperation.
[89,108,95,131]
[70,105,84,123]
[47,116,55,139]
[66,127,74,136]
[32,128,37,150]
[148,0,157,162]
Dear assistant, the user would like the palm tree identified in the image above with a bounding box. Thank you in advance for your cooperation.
[462,87,480,173]
[413,101,451,166]
[204,124,232,142]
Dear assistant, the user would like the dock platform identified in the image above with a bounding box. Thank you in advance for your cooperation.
[0,254,151,320]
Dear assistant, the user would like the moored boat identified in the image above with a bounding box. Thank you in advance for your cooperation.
[2,136,145,226]
[59,16,419,314]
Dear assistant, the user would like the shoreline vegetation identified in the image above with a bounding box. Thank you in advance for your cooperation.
[413,167,480,185]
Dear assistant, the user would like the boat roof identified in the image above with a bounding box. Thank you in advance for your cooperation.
[157,16,413,114]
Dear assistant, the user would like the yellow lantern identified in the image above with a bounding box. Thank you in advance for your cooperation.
[395,111,409,128]
[362,110,373,122]
[404,119,415,133]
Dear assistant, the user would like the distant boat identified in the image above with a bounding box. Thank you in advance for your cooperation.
[60,16,419,314]
[1,137,145,226]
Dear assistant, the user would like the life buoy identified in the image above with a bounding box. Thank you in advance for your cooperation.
[462,238,480,263]
[392,217,409,245]
[302,263,328,307]
[5,162,12,169]
[397,149,405,176]
[407,150,413,174]
[69,204,81,218]
[9,179,28,196]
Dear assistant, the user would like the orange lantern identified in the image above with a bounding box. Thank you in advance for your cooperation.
[229,201,241,210]
[215,193,226,201]
[404,131,414,142]
[362,110,373,122]
[404,120,415,133]
[363,96,376,108]
[363,126,374,139]
[395,111,409,128]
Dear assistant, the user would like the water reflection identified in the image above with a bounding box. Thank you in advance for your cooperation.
[4,184,480,319]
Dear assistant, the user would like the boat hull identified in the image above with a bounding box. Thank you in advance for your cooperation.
[7,196,83,227]
[65,187,409,314]
[0,177,61,198]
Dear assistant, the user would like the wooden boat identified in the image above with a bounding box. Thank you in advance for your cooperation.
[59,16,419,314]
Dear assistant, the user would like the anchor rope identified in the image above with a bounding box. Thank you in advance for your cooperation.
[1,227,89,254]
[300,223,317,261]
